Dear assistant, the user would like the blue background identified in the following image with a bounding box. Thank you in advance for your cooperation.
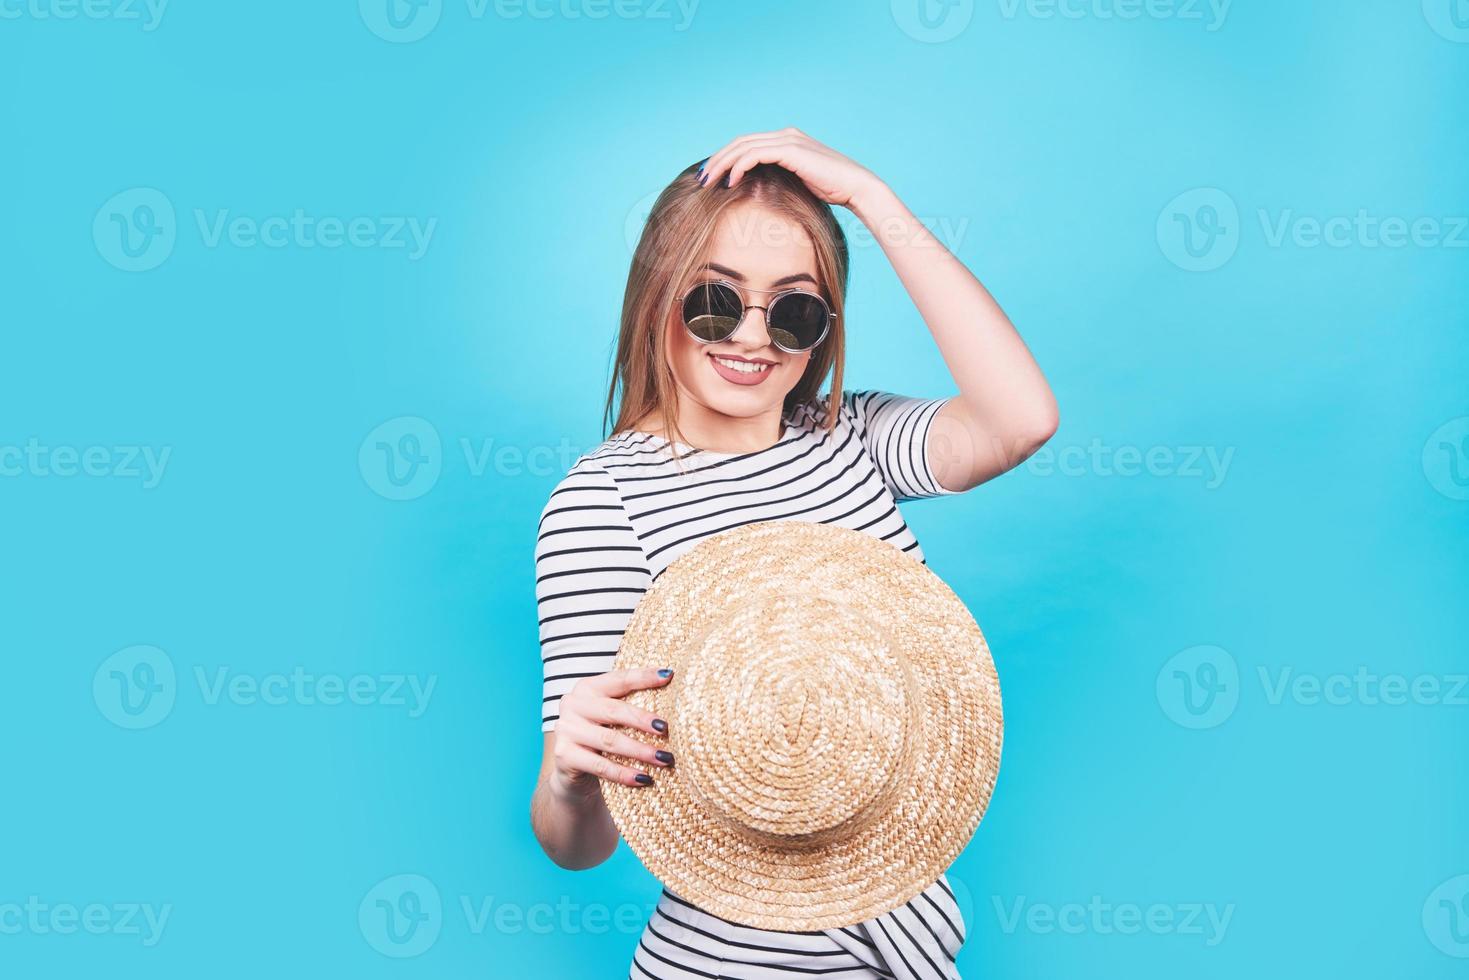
[3,1,1467,977]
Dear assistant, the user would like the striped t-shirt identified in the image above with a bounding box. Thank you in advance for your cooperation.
[535,389,968,980]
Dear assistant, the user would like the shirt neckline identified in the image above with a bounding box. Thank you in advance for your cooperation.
[623,415,803,459]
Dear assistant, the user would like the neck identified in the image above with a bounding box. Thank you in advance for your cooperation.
[643,398,787,454]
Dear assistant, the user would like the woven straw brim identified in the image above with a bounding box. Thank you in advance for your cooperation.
[604,520,1002,932]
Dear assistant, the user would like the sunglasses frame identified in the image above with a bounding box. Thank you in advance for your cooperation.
[679,278,835,355]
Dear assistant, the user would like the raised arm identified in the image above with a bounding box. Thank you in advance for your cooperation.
[847,181,1058,490]
[700,127,1059,492]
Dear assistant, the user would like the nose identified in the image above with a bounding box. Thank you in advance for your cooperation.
[728,304,773,349]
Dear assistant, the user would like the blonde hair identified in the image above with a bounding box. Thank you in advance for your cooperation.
[605,162,849,449]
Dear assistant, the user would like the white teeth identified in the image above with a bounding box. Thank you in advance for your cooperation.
[713,356,770,375]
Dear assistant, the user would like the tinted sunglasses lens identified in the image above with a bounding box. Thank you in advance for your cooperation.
[682,283,743,342]
[767,293,829,351]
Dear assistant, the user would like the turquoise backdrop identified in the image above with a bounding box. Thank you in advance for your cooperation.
[2,1,1467,977]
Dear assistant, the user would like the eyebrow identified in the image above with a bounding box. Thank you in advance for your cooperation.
[701,262,818,289]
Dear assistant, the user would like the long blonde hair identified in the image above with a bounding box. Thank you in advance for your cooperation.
[605,162,849,448]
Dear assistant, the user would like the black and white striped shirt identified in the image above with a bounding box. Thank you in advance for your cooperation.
[535,389,968,980]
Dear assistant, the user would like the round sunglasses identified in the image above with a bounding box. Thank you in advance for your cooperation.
[679,279,834,354]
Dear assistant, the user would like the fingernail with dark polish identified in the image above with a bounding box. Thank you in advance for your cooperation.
[635,773,654,786]
[651,718,668,733]
[655,750,675,765]
[657,668,673,679]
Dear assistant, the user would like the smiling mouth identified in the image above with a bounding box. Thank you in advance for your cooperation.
[711,354,772,375]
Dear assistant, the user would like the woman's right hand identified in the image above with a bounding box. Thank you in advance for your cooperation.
[548,666,675,798]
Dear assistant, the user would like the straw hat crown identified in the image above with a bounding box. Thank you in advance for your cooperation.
[604,520,1003,931]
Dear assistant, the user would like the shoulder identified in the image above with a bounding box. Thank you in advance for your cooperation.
[540,437,633,503]
[792,388,876,432]
[535,439,638,536]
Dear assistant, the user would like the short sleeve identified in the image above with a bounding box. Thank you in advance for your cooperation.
[842,389,963,502]
[534,461,651,732]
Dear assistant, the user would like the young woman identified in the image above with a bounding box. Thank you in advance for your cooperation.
[530,128,1058,979]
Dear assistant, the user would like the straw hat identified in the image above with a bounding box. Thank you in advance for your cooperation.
[603,520,1003,931]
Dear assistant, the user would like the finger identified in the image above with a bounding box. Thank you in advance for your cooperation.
[558,742,655,788]
[561,716,674,768]
[583,666,674,699]
[584,694,668,737]
[701,132,786,187]
[726,140,805,188]
[702,128,811,185]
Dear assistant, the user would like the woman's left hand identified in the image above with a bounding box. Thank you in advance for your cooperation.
[697,128,886,211]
